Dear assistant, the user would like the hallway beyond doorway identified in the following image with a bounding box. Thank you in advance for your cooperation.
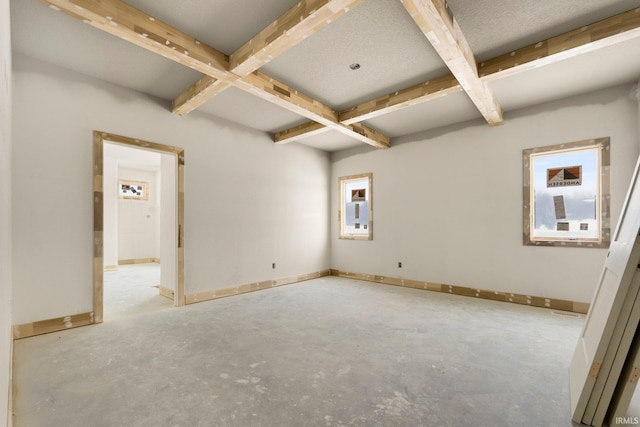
[104,263,172,320]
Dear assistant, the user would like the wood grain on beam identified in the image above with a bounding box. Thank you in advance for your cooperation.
[39,0,390,148]
[401,0,503,125]
[177,0,364,114]
[275,121,327,143]
[172,76,233,115]
[230,0,364,76]
[341,73,461,123]
[236,71,390,148]
[479,7,640,81]
[276,73,461,142]
[275,8,640,142]
[39,0,232,80]
[342,122,390,149]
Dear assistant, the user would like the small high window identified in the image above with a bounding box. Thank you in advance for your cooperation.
[118,179,148,200]
[339,173,373,240]
[523,138,610,248]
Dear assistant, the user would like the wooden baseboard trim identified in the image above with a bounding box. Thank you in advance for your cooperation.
[159,286,174,301]
[330,270,590,314]
[12,312,95,340]
[185,270,331,305]
[103,265,118,272]
[118,258,160,265]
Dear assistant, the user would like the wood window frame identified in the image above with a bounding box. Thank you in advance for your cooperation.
[118,179,149,200]
[523,137,610,248]
[339,173,373,240]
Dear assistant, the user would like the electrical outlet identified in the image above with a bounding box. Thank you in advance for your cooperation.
[272,262,276,269]
[398,262,402,268]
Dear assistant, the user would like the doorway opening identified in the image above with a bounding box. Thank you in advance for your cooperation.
[93,131,185,324]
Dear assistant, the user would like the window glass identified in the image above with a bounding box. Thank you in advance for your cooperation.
[339,173,372,240]
[524,138,610,248]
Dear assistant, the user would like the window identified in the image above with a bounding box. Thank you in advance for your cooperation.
[523,137,610,247]
[339,173,373,240]
[118,179,148,200]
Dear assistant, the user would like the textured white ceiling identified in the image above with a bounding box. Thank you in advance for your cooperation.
[9,0,640,152]
[10,0,202,100]
[124,0,301,55]
[292,130,365,152]
[197,86,309,134]
[364,91,482,138]
[447,0,640,60]
[261,0,449,110]
[490,36,640,113]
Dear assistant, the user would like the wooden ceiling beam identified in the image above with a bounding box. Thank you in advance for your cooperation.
[172,76,233,116]
[479,7,640,81]
[38,0,232,80]
[230,0,364,76]
[275,122,329,144]
[38,0,389,148]
[236,71,390,148]
[340,73,461,124]
[276,8,640,143]
[401,0,503,126]
[176,0,365,116]
[275,73,462,142]
[38,0,239,117]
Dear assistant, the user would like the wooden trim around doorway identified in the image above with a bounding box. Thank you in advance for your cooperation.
[94,131,186,324]
[159,287,175,300]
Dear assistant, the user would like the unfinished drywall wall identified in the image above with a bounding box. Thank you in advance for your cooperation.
[332,84,640,304]
[0,0,11,423]
[103,145,118,270]
[11,54,331,325]
[104,143,164,268]
[160,153,177,297]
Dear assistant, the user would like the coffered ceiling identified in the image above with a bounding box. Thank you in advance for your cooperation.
[10,0,640,151]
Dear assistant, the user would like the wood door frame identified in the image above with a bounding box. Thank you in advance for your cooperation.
[93,131,185,323]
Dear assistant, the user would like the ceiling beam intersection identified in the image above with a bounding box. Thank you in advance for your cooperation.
[230,0,365,76]
[277,7,640,143]
[401,0,503,126]
[37,0,388,148]
[174,0,366,118]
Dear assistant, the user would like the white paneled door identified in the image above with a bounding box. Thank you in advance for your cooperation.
[570,155,640,424]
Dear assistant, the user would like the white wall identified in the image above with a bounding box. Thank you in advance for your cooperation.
[0,0,12,424]
[103,145,118,269]
[332,84,640,304]
[104,143,163,267]
[11,54,331,325]
[118,167,159,261]
[12,51,635,329]
[160,153,177,296]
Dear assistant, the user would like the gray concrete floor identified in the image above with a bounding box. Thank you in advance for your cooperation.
[11,276,631,426]
[104,263,173,320]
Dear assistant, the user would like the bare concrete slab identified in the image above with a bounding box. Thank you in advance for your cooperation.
[103,263,172,320]
[13,276,588,426]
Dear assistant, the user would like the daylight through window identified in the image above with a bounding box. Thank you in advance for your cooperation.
[339,173,373,240]
[523,138,610,248]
